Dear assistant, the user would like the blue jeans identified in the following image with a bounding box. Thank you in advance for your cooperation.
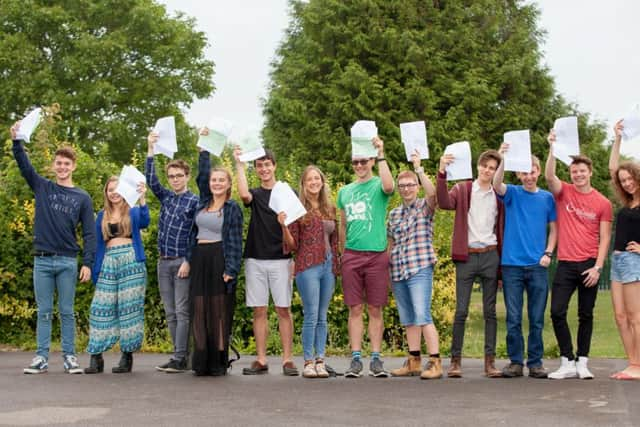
[33,256,78,359]
[392,266,434,326]
[295,254,335,361]
[502,265,549,368]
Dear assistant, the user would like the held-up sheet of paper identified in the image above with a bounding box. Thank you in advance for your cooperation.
[116,165,147,208]
[268,181,307,226]
[443,141,472,181]
[351,120,378,159]
[197,117,233,157]
[503,130,532,172]
[553,116,579,166]
[16,108,42,143]
[153,116,177,158]
[622,105,640,142]
[400,121,429,162]
[237,131,266,163]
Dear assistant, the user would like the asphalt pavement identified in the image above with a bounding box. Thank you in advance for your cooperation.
[0,352,638,426]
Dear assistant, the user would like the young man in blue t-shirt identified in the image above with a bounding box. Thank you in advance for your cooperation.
[493,144,557,378]
[11,121,96,375]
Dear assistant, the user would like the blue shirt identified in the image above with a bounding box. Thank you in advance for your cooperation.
[12,140,96,267]
[499,184,556,266]
[92,205,150,284]
[145,157,199,257]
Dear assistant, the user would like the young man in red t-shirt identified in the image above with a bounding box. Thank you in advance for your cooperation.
[545,130,612,379]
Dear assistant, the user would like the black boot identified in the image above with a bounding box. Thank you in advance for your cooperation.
[84,353,104,374]
[112,352,133,373]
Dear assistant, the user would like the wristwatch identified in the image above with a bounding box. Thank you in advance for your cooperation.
[594,266,602,273]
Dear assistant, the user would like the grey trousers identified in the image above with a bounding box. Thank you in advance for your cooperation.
[158,258,191,360]
[450,249,499,357]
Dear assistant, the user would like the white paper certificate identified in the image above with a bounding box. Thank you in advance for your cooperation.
[443,141,472,181]
[153,116,177,158]
[237,131,266,162]
[197,117,233,156]
[16,108,42,143]
[553,116,580,166]
[268,181,307,226]
[503,130,532,172]
[116,165,147,208]
[400,121,429,162]
[350,120,378,159]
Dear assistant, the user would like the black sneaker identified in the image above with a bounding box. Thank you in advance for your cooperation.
[502,362,524,378]
[155,360,171,372]
[369,358,390,378]
[344,358,363,378]
[165,359,187,373]
[528,365,548,379]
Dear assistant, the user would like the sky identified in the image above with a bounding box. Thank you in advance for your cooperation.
[160,0,640,154]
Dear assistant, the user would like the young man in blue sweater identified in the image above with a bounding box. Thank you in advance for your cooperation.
[11,121,96,375]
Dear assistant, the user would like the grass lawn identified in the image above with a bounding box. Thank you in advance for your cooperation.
[461,289,625,358]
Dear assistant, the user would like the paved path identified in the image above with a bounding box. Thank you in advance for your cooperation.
[0,352,638,426]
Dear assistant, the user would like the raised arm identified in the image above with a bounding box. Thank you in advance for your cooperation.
[233,146,252,204]
[145,131,170,201]
[545,129,562,195]
[11,121,45,191]
[197,149,212,200]
[609,119,623,179]
[492,143,508,196]
[436,154,457,210]
[373,136,394,194]
[412,151,436,210]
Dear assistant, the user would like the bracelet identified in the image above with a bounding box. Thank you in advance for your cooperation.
[414,166,425,174]
[375,157,386,163]
[544,252,553,258]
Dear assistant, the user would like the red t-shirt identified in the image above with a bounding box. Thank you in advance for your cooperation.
[555,182,612,261]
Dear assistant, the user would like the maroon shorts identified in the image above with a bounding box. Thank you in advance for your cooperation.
[341,249,390,306]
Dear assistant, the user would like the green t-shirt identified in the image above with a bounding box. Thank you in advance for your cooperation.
[337,176,391,252]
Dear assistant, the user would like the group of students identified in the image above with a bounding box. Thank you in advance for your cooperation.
[10,119,640,381]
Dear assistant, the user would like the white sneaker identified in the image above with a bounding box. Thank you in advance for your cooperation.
[302,362,318,378]
[63,354,84,374]
[576,356,594,379]
[548,356,577,379]
[23,356,48,374]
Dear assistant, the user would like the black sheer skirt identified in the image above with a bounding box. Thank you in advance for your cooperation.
[190,242,236,376]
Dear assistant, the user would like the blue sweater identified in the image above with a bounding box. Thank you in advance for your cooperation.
[92,205,150,284]
[12,140,96,267]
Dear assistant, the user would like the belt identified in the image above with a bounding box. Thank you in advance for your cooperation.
[468,245,497,254]
[160,256,181,260]
[34,251,58,257]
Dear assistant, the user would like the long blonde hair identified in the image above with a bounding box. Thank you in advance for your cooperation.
[299,165,335,221]
[101,176,131,240]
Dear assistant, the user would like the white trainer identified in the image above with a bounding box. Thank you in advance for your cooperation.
[576,356,594,379]
[548,356,577,379]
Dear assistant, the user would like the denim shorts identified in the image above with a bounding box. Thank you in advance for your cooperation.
[610,251,640,284]
[392,266,434,326]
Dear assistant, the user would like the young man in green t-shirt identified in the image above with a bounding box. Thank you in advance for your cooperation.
[337,136,394,377]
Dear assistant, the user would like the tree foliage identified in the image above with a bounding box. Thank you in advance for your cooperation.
[263,0,610,194]
[0,0,214,163]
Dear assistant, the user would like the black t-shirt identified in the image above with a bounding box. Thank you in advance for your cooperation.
[614,206,640,251]
[243,187,290,259]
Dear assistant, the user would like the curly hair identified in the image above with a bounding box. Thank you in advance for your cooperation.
[612,161,640,207]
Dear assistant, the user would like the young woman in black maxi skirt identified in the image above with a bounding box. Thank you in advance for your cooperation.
[189,139,243,376]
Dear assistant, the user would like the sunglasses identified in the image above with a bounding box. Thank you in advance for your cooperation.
[351,159,371,166]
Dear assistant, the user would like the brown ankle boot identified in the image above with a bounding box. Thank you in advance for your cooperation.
[391,355,422,377]
[421,356,442,379]
[447,356,462,378]
[484,355,502,378]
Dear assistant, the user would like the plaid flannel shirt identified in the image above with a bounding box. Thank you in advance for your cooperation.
[145,157,199,257]
[387,197,437,282]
